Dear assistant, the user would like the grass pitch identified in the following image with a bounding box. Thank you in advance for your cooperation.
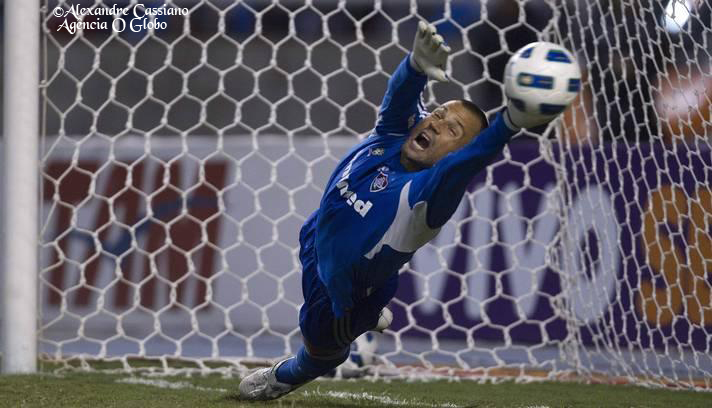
[0,371,710,407]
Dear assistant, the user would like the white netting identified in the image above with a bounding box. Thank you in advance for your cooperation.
[39,0,711,389]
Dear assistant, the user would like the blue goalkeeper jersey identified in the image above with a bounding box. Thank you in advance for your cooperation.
[301,55,517,317]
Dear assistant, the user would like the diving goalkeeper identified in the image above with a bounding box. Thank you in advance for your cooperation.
[240,21,555,401]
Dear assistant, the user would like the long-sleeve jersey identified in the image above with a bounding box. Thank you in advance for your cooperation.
[301,55,518,317]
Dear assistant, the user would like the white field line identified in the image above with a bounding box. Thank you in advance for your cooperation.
[116,377,228,393]
[116,377,467,407]
[302,389,460,408]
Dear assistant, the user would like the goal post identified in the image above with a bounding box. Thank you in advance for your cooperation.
[1,0,40,374]
[16,0,712,389]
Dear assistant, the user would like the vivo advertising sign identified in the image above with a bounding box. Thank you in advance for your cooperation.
[38,138,712,351]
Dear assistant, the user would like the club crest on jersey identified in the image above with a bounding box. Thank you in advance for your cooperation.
[369,147,385,156]
[370,171,389,192]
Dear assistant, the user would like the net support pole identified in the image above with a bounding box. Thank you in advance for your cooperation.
[1,0,40,373]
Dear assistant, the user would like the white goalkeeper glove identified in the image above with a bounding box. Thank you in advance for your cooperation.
[410,21,451,82]
[504,101,555,130]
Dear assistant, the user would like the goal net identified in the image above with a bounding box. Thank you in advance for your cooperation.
[36,0,711,388]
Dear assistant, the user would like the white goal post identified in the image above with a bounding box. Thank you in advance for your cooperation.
[1,0,40,374]
[2,0,711,389]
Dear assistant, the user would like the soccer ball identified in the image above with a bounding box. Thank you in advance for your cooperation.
[331,333,379,379]
[504,42,582,124]
[349,332,379,366]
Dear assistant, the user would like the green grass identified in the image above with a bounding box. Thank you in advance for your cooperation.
[0,371,710,408]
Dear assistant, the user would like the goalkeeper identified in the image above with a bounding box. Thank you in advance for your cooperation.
[240,21,556,401]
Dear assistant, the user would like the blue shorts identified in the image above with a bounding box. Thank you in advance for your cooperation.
[297,213,397,359]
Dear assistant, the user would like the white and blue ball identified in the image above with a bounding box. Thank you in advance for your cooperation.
[504,42,582,123]
[349,332,379,366]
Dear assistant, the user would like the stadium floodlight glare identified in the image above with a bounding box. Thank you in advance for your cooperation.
[663,0,693,33]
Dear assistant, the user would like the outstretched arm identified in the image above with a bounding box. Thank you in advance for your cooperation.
[375,22,451,136]
[374,56,428,136]
[411,111,519,229]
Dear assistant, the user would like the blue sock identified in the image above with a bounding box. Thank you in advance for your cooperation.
[275,346,348,385]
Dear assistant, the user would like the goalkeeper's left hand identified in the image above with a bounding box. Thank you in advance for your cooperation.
[410,21,451,82]
[503,100,553,129]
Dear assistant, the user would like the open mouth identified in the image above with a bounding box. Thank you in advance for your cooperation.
[414,132,431,150]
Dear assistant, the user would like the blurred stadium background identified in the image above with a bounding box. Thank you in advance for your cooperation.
[38,0,712,143]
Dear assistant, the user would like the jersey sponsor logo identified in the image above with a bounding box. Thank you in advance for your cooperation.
[369,147,385,156]
[336,180,373,216]
[370,171,389,192]
[336,149,373,217]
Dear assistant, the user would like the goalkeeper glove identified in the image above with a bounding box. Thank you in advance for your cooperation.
[504,101,556,130]
[410,21,451,82]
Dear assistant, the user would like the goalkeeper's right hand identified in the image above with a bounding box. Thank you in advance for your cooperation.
[410,21,451,82]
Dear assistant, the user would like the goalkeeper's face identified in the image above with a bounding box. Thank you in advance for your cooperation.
[401,100,484,171]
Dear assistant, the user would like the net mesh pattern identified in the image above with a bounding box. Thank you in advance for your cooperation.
[39,0,712,388]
